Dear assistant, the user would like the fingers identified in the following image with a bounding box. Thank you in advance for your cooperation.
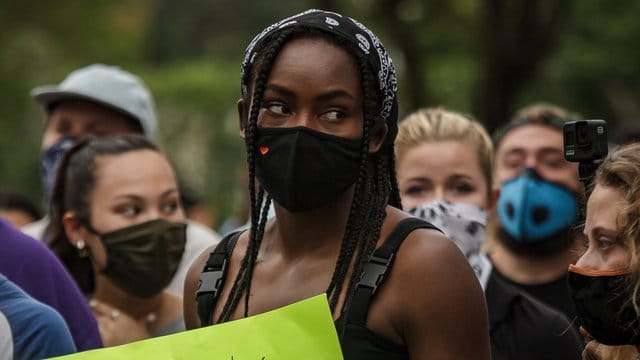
[582,340,601,360]
[579,326,593,341]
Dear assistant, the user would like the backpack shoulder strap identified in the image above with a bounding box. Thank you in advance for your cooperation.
[348,217,441,326]
[196,230,242,326]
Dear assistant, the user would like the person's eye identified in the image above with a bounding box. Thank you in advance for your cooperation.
[542,156,566,169]
[597,237,615,251]
[265,103,289,116]
[451,182,474,194]
[162,201,180,214]
[503,155,524,170]
[117,204,140,217]
[322,110,346,122]
[404,186,425,196]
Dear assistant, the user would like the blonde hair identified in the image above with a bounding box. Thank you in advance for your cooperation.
[395,107,494,194]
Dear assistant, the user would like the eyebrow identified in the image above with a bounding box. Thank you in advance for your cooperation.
[585,225,618,238]
[264,84,356,102]
[111,189,178,202]
[264,84,296,98]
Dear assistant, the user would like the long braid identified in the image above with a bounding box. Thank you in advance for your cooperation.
[327,48,388,317]
[243,192,272,317]
[325,46,374,310]
[326,102,372,311]
[340,151,390,326]
[387,150,402,209]
[218,30,293,323]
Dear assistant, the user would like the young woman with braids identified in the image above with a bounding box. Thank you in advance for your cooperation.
[184,9,490,359]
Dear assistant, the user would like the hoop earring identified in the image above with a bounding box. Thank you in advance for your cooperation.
[76,239,89,258]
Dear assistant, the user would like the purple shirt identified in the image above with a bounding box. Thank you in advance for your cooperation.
[0,217,103,351]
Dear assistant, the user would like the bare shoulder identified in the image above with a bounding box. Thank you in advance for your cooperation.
[382,207,491,358]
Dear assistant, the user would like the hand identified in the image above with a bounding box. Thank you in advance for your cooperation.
[90,299,150,347]
[579,327,601,360]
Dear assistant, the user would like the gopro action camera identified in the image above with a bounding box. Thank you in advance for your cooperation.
[563,119,608,186]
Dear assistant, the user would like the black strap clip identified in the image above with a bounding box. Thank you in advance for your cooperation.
[357,253,394,295]
[195,257,227,300]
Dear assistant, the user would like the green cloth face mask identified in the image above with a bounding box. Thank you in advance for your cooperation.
[94,219,187,298]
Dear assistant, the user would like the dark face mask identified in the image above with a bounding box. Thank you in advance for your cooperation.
[568,265,640,346]
[254,126,361,212]
[41,136,77,208]
[93,219,186,298]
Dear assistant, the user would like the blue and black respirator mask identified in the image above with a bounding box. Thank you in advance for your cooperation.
[496,169,578,254]
[41,136,77,209]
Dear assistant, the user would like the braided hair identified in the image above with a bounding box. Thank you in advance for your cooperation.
[217,26,401,325]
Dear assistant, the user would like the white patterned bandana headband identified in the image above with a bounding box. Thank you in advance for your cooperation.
[240,9,399,144]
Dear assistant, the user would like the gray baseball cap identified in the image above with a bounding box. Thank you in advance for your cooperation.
[31,64,157,137]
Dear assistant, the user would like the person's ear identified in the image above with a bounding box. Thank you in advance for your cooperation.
[237,98,248,139]
[62,211,90,247]
[368,123,388,154]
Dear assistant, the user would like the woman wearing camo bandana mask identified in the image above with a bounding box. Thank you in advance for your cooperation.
[185,10,490,359]
[396,107,583,359]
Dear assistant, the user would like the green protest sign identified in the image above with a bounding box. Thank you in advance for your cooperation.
[50,294,342,360]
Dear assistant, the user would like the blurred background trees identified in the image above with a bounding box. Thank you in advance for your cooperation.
[1,0,639,230]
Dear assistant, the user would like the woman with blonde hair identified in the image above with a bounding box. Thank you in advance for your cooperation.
[396,107,583,359]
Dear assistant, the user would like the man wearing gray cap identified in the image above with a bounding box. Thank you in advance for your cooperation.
[23,64,220,295]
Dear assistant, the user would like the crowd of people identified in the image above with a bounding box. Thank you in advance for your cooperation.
[1,8,639,360]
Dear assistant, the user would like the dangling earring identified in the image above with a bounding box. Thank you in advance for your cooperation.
[76,239,89,258]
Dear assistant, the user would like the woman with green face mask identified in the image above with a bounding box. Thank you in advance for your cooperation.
[47,134,187,347]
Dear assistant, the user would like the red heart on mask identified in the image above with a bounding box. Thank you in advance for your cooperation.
[259,146,269,155]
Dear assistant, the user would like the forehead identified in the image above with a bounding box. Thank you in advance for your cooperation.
[48,100,139,131]
[586,184,626,229]
[92,150,175,194]
[268,37,359,86]
[400,141,486,180]
[496,124,563,154]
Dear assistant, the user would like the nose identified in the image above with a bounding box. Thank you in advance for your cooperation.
[433,187,446,202]
[292,110,319,131]
[575,249,598,270]
[140,207,162,223]
[524,155,540,173]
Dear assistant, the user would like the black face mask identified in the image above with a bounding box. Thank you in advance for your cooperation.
[254,126,361,212]
[568,265,640,346]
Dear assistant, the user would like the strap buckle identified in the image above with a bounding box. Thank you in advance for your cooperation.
[195,258,227,300]
[357,253,394,295]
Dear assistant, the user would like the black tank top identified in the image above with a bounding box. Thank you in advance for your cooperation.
[196,218,438,359]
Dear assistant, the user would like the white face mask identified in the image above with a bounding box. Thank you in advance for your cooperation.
[408,200,491,290]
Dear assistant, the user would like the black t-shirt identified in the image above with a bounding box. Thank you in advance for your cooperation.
[486,270,583,360]
[491,264,577,321]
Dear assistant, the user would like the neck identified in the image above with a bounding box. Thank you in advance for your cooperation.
[93,275,164,319]
[490,243,577,285]
[267,187,355,260]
